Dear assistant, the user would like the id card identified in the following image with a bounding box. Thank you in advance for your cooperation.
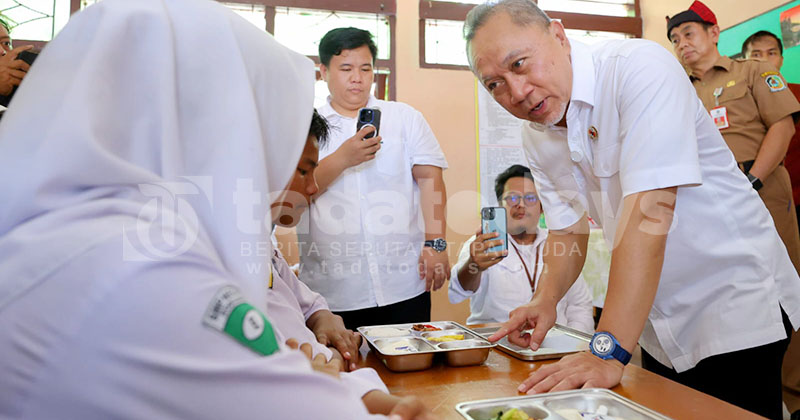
[710,106,729,130]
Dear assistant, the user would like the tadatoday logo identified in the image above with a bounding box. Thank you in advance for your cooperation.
[122,177,212,261]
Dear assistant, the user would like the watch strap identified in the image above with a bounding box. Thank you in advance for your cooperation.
[424,238,446,252]
[746,173,763,191]
[610,343,632,365]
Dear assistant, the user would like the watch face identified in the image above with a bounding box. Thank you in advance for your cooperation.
[592,334,613,354]
[434,238,446,251]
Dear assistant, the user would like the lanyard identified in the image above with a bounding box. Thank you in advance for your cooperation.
[509,239,538,293]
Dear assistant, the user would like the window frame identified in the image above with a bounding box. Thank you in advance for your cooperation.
[228,0,397,100]
[419,0,642,70]
[15,0,397,100]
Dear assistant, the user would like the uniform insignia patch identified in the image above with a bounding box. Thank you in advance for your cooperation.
[760,71,780,78]
[203,286,279,355]
[726,80,736,88]
[765,74,787,92]
[588,126,598,141]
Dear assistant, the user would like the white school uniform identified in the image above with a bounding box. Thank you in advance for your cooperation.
[0,0,387,418]
[267,246,389,398]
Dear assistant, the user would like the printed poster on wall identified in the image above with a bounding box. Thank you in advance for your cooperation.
[476,83,526,208]
[781,4,800,49]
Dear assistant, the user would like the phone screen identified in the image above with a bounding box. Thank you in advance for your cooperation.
[481,207,508,253]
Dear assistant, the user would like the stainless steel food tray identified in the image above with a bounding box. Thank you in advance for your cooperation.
[456,388,672,420]
[471,324,590,361]
[358,321,496,372]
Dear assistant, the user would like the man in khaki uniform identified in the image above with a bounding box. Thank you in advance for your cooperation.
[743,30,800,419]
[668,1,800,277]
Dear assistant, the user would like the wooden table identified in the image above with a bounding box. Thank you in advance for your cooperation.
[359,340,765,420]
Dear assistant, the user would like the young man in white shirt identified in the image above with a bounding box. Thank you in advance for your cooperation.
[449,164,594,333]
[464,1,800,418]
[296,28,449,330]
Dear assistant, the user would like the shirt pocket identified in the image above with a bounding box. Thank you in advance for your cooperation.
[375,137,407,176]
[592,141,621,178]
[717,81,748,105]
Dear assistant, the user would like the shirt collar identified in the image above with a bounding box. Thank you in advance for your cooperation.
[568,40,596,108]
[688,55,731,81]
[528,38,595,132]
[320,95,378,120]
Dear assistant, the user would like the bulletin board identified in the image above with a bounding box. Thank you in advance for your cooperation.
[718,0,800,83]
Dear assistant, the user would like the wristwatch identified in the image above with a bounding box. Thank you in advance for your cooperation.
[423,238,447,252]
[746,173,763,191]
[589,331,632,365]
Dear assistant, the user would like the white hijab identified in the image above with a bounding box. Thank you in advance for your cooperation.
[0,0,313,310]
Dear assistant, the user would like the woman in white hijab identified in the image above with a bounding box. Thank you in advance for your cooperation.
[0,0,393,418]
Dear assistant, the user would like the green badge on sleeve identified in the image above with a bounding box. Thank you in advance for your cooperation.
[203,286,279,356]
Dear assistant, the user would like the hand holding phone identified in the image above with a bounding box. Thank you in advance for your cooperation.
[17,50,38,66]
[335,125,382,170]
[0,45,34,97]
[481,207,508,254]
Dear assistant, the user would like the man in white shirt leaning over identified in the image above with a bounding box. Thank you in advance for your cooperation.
[465,1,800,418]
[449,164,594,333]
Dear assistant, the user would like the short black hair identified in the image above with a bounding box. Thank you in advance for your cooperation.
[742,30,783,57]
[319,27,377,67]
[494,164,535,203]
[309,108,330,149]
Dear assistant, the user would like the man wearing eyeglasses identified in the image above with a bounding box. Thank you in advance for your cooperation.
[448,165,594,333]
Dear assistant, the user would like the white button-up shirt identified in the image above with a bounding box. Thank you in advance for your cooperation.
[298,96,448,311]
[523,39,800,372]
[449,229,595,333]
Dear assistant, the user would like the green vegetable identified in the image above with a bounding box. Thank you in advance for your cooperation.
[491,408,531,420]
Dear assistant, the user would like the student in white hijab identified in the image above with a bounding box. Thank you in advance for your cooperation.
[0,0,406,418]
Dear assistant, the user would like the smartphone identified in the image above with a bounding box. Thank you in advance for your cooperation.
[481,207,508,254]
[17,50,38,65]
[356,107,381,139]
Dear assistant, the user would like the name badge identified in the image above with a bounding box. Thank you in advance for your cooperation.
[710,106,729,130]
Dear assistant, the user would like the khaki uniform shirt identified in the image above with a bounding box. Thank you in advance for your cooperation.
[690,56,800,162]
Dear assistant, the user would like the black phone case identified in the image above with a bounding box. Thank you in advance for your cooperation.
[356,108,381,139]
[17,50,38,65]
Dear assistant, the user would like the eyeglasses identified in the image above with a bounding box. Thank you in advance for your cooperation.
[502,193,539,206]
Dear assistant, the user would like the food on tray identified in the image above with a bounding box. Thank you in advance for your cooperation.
[490,408,534,420]
[412,323,442,332]
[365,327,408,337]
[378,339,419,355]
[427,334,464,342]
[556,405,625,420]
